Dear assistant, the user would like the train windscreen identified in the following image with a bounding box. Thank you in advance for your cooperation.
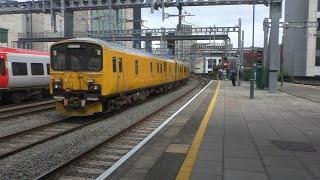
[0,57,6,76]
[51,43,103,71]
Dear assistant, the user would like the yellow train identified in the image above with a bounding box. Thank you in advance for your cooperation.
[50,38,190,116]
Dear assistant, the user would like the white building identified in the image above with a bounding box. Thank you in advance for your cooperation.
[283,0,320,77]
[0,9,133,51]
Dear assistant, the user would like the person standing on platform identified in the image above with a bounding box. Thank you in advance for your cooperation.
[230,69,236,86]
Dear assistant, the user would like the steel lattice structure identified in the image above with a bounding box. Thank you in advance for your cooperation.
[0,0,267,14]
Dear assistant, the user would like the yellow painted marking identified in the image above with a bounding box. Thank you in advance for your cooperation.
[176,81,221,180]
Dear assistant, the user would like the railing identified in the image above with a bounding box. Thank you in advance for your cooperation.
[18,27,234,39]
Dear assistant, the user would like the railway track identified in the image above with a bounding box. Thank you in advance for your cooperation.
[0,79,201,160]
[0,100,56,120]
[35,79,208,180]
[0,116,108,159]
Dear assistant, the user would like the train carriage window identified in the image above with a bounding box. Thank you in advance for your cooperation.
[160,64,162,74]
[150,62,153,73]
[12,62,28,76]
[112,57,116,72]
[135,60,139,75]
[157,63,159,74]
[47,64,50,75]
[164,62,167,73]
[0,58,6,76]
[31,63,44,75]
[119,58,123,73]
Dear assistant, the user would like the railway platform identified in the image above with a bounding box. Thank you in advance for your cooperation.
[111,80,320,180]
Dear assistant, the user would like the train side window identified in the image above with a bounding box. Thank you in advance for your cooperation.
[0,58,6,76]
[119,58,123,73]
[12,62,28,76]
[47,64,50,75]
[164,62,167,73]
[157,63,159,74]
[135,60,139,75]
[112,57,116,72]
[31,63,44,75]
[150,62,153,73]
[160,64,162,74]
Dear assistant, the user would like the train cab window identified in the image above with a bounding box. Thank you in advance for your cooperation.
[47,64,50,75]
[0,58,5,76]
[51,43,102,71]
[119,58,123,73]
[135,60,139,75]
[112,57,116,72]
[150,62,153,73]
[12,62,28,76]
[31,63,44,75]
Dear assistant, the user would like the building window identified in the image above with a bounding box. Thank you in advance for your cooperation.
[12,62,28,76]
[135,60,139,74]
[317,18,320,31]
[31,63,44,75]
[316,56,320,66]
[318,0,320,11]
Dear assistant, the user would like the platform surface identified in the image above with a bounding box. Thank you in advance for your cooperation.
[189,81,320,180]
[278,82,320,103]
[113,81,320,180]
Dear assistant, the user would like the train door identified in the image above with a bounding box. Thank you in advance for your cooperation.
[0,54,8,89]
[117,57,124,92]
[163,62,168,81]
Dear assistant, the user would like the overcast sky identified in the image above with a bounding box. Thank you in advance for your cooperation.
[141,5,284,48]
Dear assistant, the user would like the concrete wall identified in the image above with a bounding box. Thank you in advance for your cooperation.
[283,0,320,76]
[283,0,308,76]
[0,14,24,48]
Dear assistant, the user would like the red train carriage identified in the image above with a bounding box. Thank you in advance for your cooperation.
[0,47,50,103]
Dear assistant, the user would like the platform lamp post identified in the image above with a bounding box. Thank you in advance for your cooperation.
[250,0,256,99]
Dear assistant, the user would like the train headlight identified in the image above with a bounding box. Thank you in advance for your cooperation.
[53,82,62,89]
[88,83,101,91]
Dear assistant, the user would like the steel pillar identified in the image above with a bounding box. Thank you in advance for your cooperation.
[133,7,141,49]
[145,32,152,52]
[177,6,182,29]
[268,1,282,93]
[236,18,242,84]
[64,10,74,38]
[263,18,269,68]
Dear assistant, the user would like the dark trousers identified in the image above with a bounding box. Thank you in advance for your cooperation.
[231,78,236,86]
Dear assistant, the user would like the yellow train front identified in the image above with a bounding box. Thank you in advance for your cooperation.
[50,38,190,116]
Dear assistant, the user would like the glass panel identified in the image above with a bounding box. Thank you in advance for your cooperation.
[12,62,28,76]
[51,43,103,71]
[0,58,6,76]
[31,63,44,75]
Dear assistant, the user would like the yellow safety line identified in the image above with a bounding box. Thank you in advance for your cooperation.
[176,80,221,180]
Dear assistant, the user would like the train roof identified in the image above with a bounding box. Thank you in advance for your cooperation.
[52,38,181,64]
[0,47,49,56]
